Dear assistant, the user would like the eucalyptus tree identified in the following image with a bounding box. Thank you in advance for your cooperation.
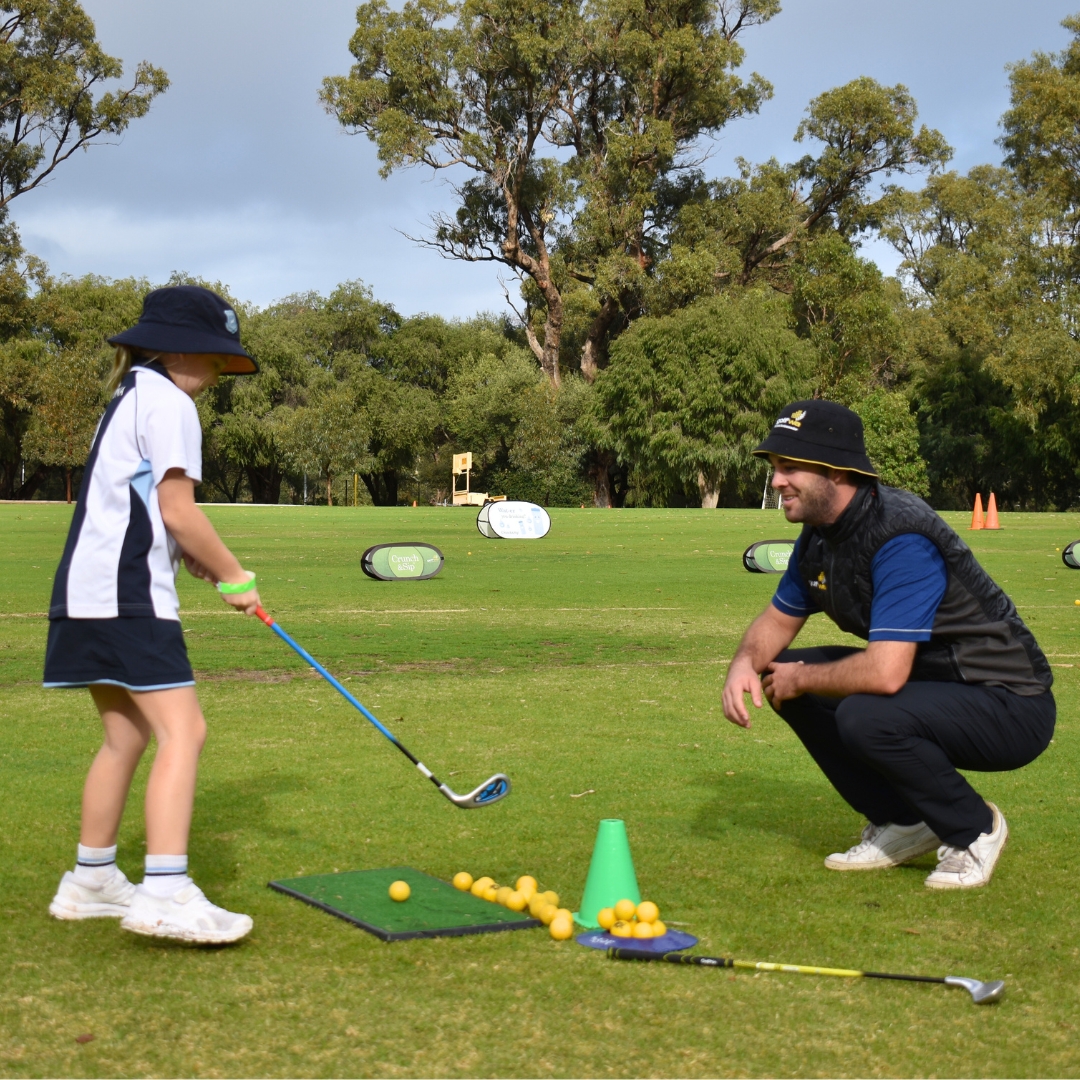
[3,273,143,500]
[1000,14,1080,236]
[593,289,814,507]
[0,0,168,213]
[655,78,951,311]
[0,0,166,497]
[322,0,778,384]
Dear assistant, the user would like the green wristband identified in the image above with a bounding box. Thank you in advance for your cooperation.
[217,573,256,594]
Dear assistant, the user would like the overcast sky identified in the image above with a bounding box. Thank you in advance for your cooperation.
[10,0,1077,317]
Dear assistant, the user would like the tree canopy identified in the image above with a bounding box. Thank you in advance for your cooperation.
[11,5,1080,512]
[322,0,778,384]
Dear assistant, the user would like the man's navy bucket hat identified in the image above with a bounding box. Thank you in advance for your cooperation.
[108,285,258,375]
[753,399,877,477]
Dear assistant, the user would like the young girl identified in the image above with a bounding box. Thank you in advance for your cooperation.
[45,285,262,944]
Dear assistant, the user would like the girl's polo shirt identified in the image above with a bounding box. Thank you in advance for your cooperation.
[49,365,202,621]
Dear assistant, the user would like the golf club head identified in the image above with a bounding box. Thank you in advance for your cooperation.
[442,773,511,808]
[945,976,1005,1004]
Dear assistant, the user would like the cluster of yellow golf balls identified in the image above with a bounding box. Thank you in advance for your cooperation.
[452,872,576,940]
[597,898,667,939]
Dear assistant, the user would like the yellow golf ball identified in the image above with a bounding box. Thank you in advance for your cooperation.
[636,901,659,924]
[452,872,473,892]
[632,920,654,939]
[505,890,527,912]
[540,890,560,908]
[527,893,548,918]
[614,898,637,922]
[470,876,494,897]
[388,880,410,902]
[651,919,668,938]
[495,886,514,907]
[538,903,559,926]
[610,920,633,937]
[516,875,538,898]
[597,907,616,930]
[483,886,498,902]
[549,914,574,941]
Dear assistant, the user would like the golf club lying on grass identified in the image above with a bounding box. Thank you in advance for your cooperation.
[256,606,510,809]
[607,948,1004,1004]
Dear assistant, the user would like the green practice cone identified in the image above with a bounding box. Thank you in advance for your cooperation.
[573,819,641,928]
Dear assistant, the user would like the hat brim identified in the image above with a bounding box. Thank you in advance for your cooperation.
[753,433,877,477]
[107,324,258,375]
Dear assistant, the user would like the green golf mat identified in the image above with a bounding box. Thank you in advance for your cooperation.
[268,866,543,941]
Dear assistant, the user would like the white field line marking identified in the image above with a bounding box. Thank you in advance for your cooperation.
[554,606,682,611]
[112,608,475,617]
[108,605,688,618]
[335,609,469,614]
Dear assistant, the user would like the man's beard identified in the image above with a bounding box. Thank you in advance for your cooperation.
[784,474,838,525]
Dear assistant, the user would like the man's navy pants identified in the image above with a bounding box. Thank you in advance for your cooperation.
[772,647,1056,848]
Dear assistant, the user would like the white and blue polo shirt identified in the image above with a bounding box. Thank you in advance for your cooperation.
[49,365,202,621]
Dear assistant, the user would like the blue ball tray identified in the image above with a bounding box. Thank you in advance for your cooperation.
[575,928,698,952]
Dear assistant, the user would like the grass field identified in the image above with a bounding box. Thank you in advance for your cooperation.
[2,503,1079,1078]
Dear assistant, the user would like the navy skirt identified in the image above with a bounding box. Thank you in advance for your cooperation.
[43,617,194,691]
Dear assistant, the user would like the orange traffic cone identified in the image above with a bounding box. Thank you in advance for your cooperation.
[984,492,1001,530]
[970,493,984,530]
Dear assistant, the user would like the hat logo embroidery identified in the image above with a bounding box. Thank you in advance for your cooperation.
[224,309,239,334]
[774,408,806,431]
[809,570,827,592]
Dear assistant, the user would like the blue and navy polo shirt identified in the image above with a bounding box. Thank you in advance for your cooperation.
[772,533,948,641]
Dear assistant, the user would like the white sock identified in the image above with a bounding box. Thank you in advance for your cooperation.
[141,854,191,898]
[74,843,118,885]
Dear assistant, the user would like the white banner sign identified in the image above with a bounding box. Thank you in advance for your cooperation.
[477,501,551,539]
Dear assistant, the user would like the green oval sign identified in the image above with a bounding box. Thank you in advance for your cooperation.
[362,543,444,581]
[743,539,796,574]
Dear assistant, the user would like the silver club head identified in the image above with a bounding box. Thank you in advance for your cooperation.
[945,976,1005,1004]
[441,773,511,808]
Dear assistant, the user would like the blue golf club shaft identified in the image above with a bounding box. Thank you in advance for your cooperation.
[256,605,431,774]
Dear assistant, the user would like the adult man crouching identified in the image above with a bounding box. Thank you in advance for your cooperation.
[721,400,1055,888]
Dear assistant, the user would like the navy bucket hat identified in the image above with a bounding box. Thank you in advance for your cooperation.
[108,285,258,375]
[753,399,877,477]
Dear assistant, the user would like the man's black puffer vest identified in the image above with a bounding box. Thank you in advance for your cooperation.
[797,483,1052,695]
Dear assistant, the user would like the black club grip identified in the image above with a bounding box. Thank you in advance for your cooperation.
[606,948,733,967]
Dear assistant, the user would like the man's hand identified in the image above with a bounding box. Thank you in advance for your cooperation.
[722,657,763,728]
[721,606,806,729]
[762,661,805,707]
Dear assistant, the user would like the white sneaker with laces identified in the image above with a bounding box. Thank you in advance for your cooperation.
[824,821,940,870]
[924,803,1008,890]
[49,869,136,919]
[121,882,253,943]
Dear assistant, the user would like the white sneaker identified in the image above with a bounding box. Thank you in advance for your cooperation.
[925,803,1008,890]
[49,869,136,919]
[825,821,940,871]
[120,882,253,944]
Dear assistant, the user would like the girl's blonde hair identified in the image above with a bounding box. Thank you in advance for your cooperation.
[106,346,161,394]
